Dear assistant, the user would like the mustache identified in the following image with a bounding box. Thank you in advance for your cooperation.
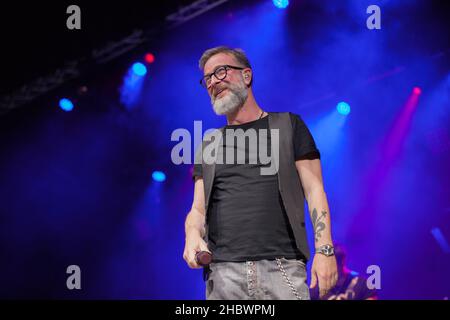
[213,85,228,98]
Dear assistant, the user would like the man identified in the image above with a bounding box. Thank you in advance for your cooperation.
[311,243,378,300]
[183,46,337,300]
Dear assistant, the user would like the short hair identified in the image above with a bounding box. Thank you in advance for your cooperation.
[198,46,252,71]
[198,46,252,86]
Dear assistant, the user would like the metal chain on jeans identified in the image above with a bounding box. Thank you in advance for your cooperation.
[275,258,303,300]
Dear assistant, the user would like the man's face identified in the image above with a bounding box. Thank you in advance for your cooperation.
[203,53,249,115]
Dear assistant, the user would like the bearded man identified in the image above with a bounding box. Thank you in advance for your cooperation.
[183,46,337,300]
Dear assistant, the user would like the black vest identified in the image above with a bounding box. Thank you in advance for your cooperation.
[199,112,310,261]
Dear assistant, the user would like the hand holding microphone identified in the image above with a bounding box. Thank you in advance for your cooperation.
[195,251,212,266]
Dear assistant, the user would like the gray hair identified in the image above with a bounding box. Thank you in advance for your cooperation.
[198,46,252,85]
[199,46,252,70]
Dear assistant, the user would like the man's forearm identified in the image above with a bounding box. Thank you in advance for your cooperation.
[306,187,333,248]
[185,208,206,238]
[305,186,338,297]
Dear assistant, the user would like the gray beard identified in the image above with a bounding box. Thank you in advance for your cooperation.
[211,82,248,116]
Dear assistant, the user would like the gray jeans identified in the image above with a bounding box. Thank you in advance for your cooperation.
[205,258,310,300]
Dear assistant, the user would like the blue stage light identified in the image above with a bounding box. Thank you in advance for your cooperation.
[132,62,147,76]
[273,0,289,9]
[59,98,74,111]
[152,171,166,182]
[336,102,351,115]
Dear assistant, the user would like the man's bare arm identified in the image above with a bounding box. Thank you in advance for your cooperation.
[183,176,210,269]
[185,177,206,238]
[296,157,337,298]
[295,158,333,247]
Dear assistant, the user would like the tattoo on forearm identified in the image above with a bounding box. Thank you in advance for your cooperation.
[311,208,327,242]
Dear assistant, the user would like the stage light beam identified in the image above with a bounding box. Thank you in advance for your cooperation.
[273,0,289,9]
[413,87,422,95]
[145,53,155,64]
[132,62,147,76]
[336,102,351,116]
[59,98,74,112]
[152,171,166,182]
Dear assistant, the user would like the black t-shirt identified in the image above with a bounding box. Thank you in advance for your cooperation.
[192,113,320,262]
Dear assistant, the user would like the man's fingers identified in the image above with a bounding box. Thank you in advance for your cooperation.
[318,278,325,298]
[320,289,328,298]
[184,248,202,269]
[318,274,331,298]
[188,251,201,269]
[184,234,211,269]
[328,272,337,291]
[309,271,317,289]
[324,274,330,291]
[326,276,332,296]
[188,260,201,269]
[331,273,338,288]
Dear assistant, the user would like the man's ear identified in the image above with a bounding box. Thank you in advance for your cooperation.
[242,69,252,86]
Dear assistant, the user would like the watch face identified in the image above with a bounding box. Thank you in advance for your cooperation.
[321,245,334,256]
[317,245,334,256]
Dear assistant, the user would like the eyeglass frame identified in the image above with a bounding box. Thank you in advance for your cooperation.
[200,64,246,88]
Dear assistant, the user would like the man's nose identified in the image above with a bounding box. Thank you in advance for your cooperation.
[209,75,222,89]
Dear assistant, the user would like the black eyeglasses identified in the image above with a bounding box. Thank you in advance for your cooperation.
[200,65,245,88]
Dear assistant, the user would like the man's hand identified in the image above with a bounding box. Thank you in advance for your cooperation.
[183,230,211,269]
[310,253,338,298]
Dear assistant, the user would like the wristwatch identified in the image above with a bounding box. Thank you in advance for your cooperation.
[316,244,335,257]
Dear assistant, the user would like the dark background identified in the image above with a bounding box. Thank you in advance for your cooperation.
[0,0,449,299]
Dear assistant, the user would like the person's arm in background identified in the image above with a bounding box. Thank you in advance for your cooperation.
[296,157,338,298]
[183,176,211,269]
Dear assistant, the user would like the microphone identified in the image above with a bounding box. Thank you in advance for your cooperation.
[195,251,212,266]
